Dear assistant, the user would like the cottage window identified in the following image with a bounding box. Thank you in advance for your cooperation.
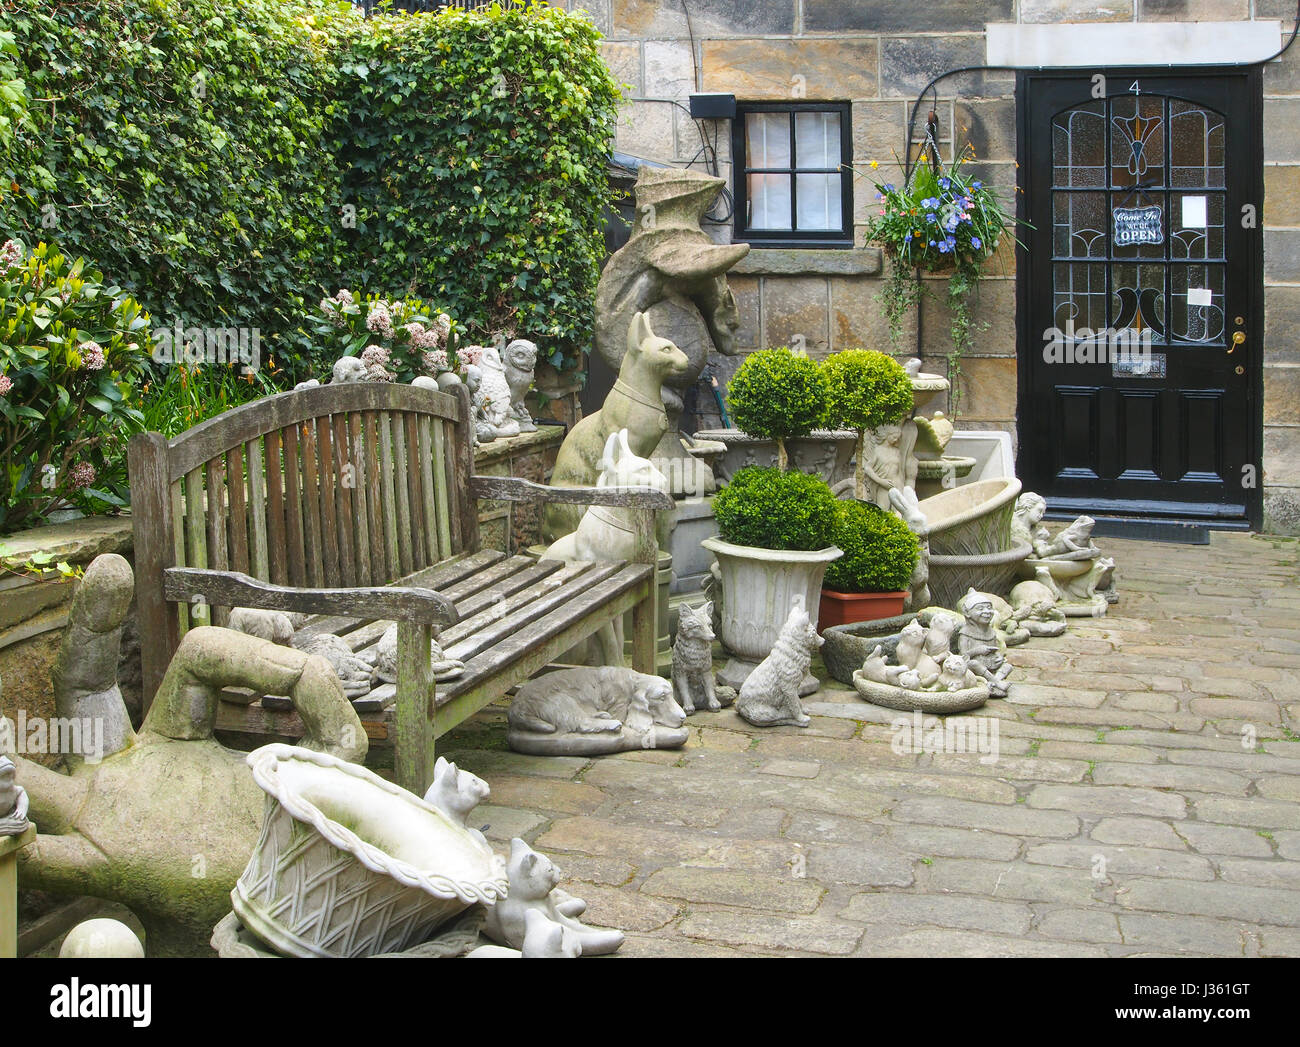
[732,102,852,246]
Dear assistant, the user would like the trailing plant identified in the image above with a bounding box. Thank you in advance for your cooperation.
[0,239,150,533]
[822,499,919,594]
[307,289,459,385]
[725,347,828,470]
[821,349,914,501]
[863,146,1021,414]
[712,466,837,552]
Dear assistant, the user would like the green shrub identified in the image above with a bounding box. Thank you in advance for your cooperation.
[823,499,919,594]
[713,466,837,551]
[0,239,151,532]
[726,348,828,469]
[822,349,913,432]
[1,0,620,383]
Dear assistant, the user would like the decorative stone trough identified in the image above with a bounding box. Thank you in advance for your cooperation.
[693,428,859,488]
[820,612,919,686]
[232,745,507,958]
[918,478,1028,608]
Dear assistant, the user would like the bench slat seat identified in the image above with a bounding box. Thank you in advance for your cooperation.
[129,382,669,794]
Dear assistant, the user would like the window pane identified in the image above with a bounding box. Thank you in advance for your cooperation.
[795,173,841,231]
[794,111,839,169]
[749,173,792,229]
[746,113,790,168]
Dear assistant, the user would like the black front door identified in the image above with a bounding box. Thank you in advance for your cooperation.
[1016,68,1262,527]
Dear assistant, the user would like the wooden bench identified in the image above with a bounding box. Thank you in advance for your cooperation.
[127,382,671,793]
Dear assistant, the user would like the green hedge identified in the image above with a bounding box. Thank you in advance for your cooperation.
[0,0,619,382]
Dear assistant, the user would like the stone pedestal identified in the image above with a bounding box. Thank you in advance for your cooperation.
[669,496,717,596]
[1,824,35,958]
[473,425,566,554]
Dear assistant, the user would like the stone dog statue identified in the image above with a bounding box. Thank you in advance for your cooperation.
[595,167,749,497]
[543,311,688,543]
[506,666,688,756]
[11,554,366,956]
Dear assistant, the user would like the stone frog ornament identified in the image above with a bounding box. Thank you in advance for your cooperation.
[482,837,624,955]
[506,666,688,756]
[544,311,689,542]
[594,167,749,498]
[12,554,367,956]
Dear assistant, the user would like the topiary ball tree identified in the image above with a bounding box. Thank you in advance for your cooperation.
[823,498,920,594]
[712,466,838,551]
[726,347,827,471]
[822,349,914,501]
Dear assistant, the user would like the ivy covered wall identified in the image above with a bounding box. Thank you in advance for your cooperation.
[0,0,620,381]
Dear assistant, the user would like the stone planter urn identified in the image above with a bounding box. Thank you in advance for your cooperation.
[702,537,841,695]
[694,428,859,488]
[233,744,507,958]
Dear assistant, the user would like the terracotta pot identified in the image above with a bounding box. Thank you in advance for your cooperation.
[818,588,909,629]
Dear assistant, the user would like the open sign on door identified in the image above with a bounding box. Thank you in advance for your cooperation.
[1113,205,1163,247]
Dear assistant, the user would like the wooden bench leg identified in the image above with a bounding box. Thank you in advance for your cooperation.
[395,622,436,796]
[631,580,657,676]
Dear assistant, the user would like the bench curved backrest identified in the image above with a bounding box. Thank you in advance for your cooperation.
[128,381,478,709]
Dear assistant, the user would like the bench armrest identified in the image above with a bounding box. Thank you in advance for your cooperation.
[163,568,460,626]
[470,474,674,510]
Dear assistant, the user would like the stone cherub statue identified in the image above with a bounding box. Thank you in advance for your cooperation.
[503,338,538,433]
[861,421,920,511]
[594,167,749,498]
[956,588,1014,698]
[544,311,689,543]
[13,553,367,955]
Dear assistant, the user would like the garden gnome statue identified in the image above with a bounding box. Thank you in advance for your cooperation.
[956,588,1013,698]
[594,167,749,498]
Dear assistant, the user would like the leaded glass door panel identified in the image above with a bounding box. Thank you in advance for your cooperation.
[1018,69,1260,526]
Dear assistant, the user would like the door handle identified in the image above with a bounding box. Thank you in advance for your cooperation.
[1227,331,1246,354]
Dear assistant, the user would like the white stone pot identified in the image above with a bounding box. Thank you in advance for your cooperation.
[233,744,507,958]
[702,537,841,695]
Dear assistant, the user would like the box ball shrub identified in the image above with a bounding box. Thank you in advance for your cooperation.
[713,466,837,552]
[822,349,914,500]
[823,499,919,594]
[726,348,827,470]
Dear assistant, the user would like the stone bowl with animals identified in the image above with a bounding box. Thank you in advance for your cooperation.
[232,745,508,959]
[851,670,989,715]
[820,612,919,686]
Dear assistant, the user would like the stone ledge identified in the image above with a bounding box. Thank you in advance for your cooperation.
[0,515,133,564]
[732,247,882,277]
[471,423,566,467]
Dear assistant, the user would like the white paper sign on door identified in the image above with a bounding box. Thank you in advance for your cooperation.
[1187,287,1213,307]
[1182,195,1207,229]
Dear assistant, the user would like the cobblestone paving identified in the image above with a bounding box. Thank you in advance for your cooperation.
[440,533,1300,957]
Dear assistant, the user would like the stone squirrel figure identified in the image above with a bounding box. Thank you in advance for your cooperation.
[482,837,624,955]
[503,338,538,433]
[673,600,724,714]
[423,756,490,846]
[506,666,688,756]
[736,605,822,728]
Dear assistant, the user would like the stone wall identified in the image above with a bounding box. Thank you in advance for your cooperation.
[561,0,1300,533]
